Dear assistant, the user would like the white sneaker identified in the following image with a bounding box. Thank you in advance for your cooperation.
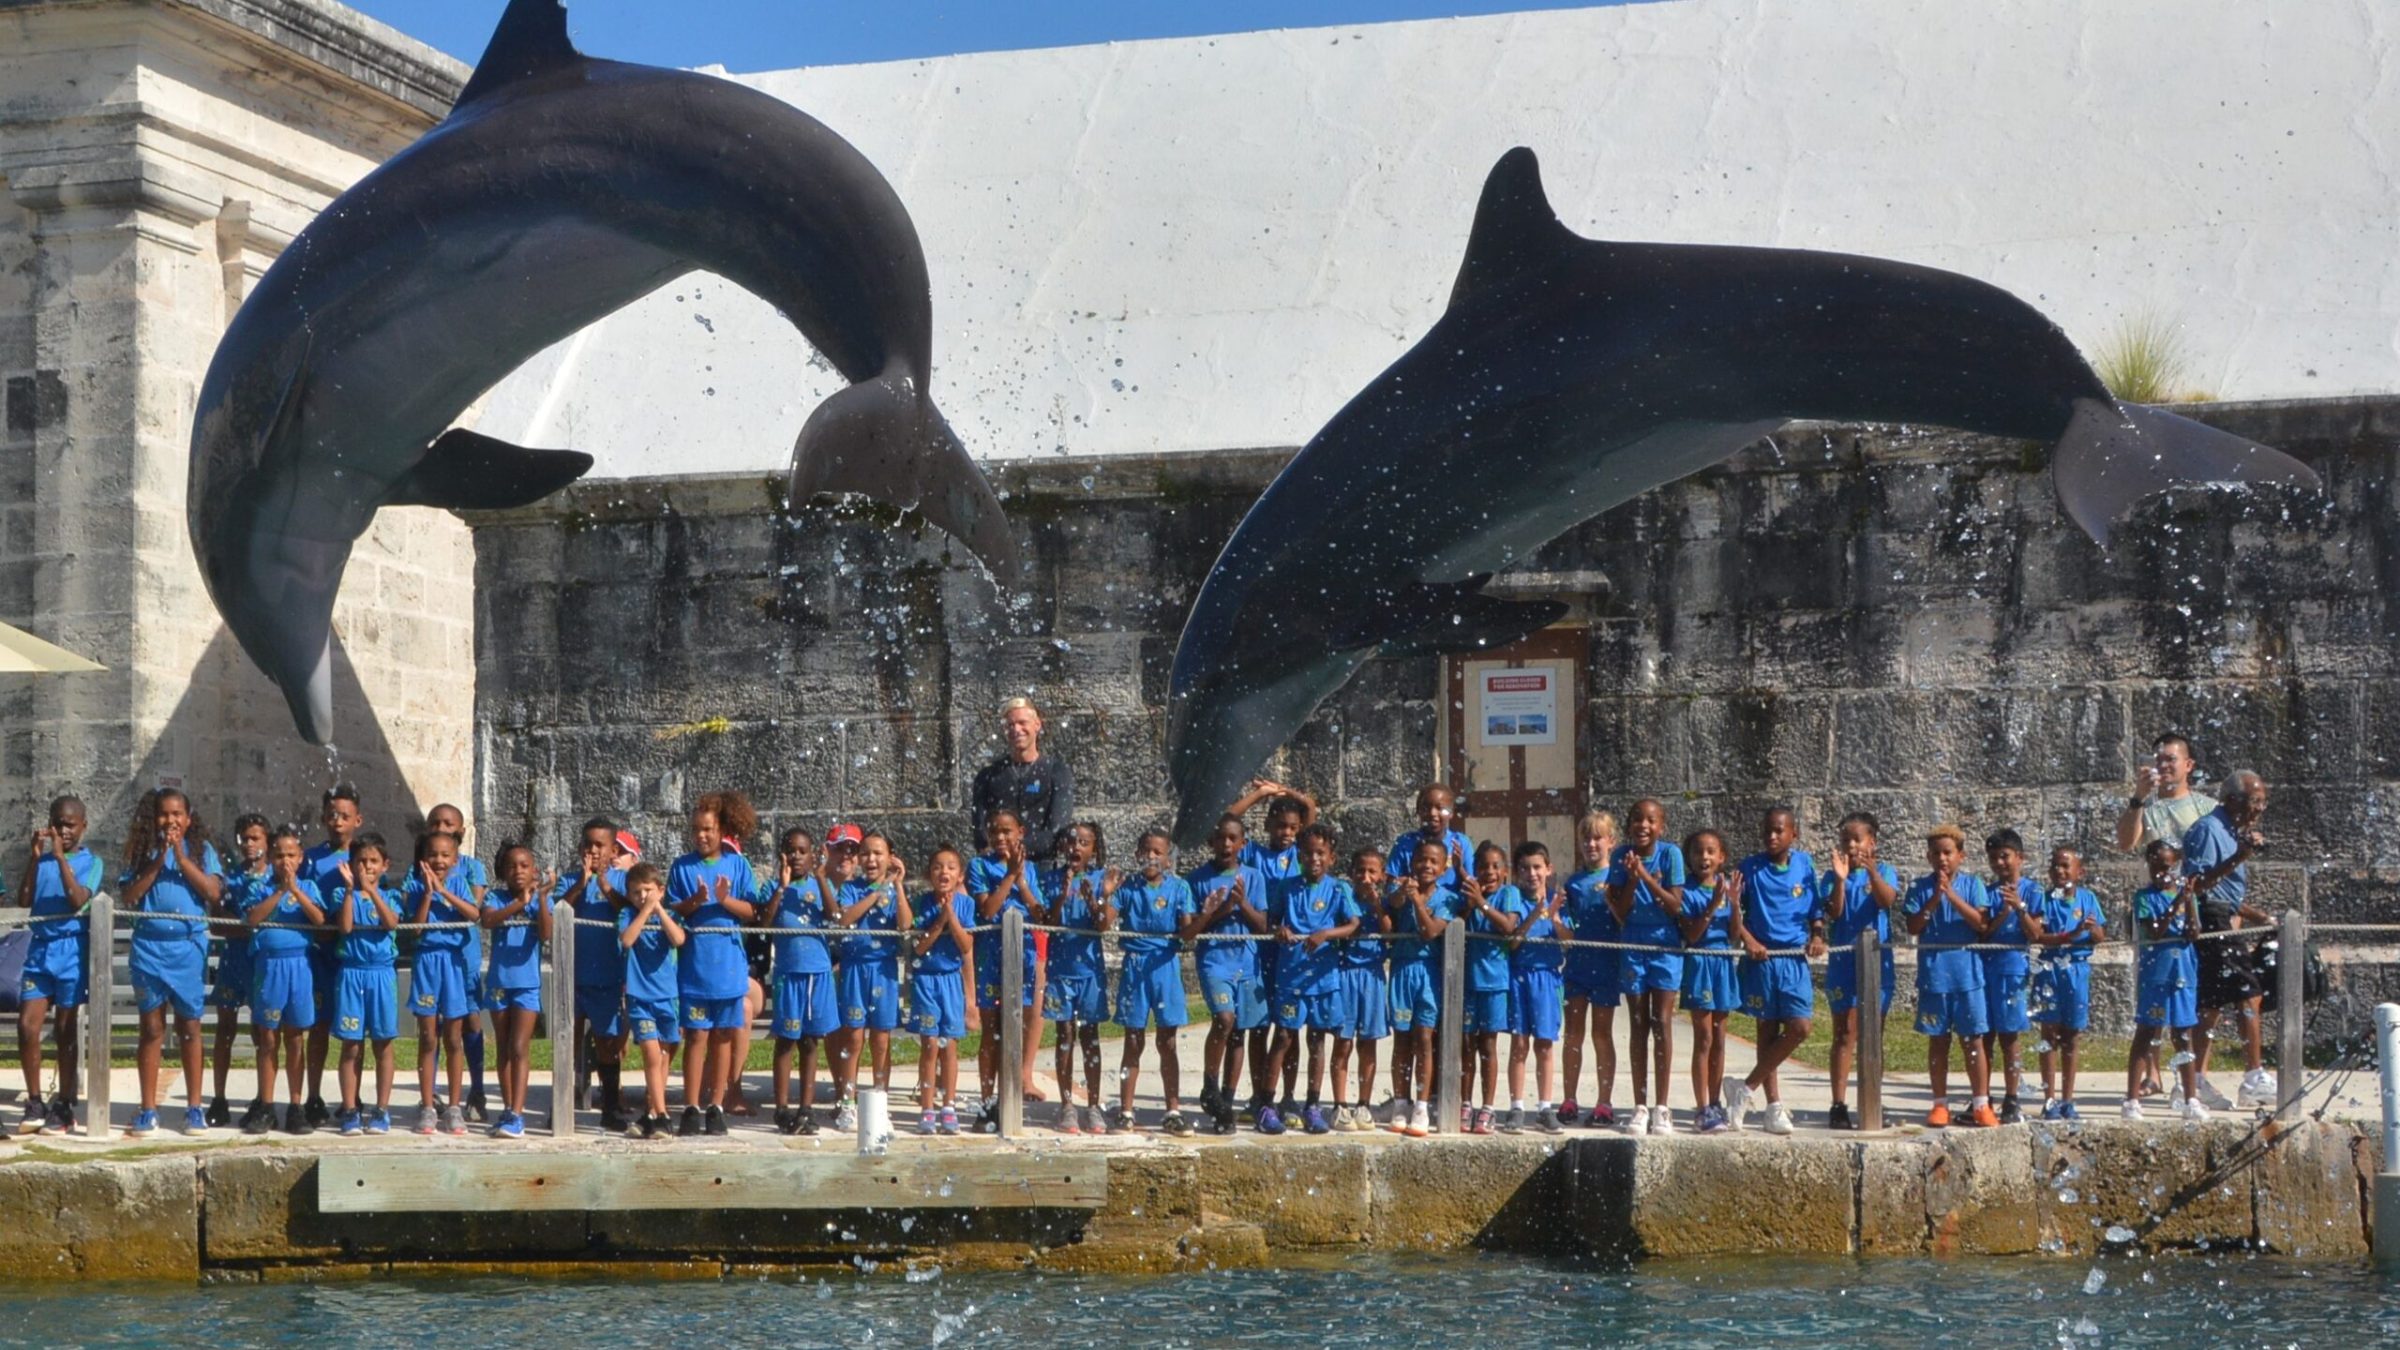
[833,1099,858,1132]
[1764,1103,1795,1136]
[2238,1069,2277,1106]
[1407,1101,1431,1136]
[2121,1097,2145,1121]
[1650,1106,1675,1136]
[1626,1106,1651,1137]
[2196,1076,2234,1110]
[1725,1081,1754,1132]
[2181,1097,2211,1124]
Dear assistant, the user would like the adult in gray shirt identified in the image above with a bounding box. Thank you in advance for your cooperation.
[2113,731,2218,853]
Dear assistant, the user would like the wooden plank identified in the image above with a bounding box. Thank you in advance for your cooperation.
[315,1150,1108,1214]
[549,912,576,1137]
[84,894,112,1134]
[1435,922,1464,1134]
[1856,929,1884,1132]
[998,908,1025,1138]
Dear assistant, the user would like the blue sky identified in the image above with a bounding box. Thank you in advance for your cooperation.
[348,1,1625,70]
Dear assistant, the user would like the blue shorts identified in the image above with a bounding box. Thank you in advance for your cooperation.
[1509,969,1562,1040]
[1463,987,1509,1035]
[1623,948,1684,994]
[487,984,542,1015]
[1681,952,1740,1013]
[908,970,968,1041]
[1114,950,1188,1030]
[976,972,1034,1010]
[681,994,745,1031]
[135,968,205,1021]
[1563,949,1624,1004]
[1739,955,1813,1023]
[773,971,839,1040]
[1045,970,1108,1024]
[251,955,316,1032]
[2034,962,2091,1032]
[21,965,85,1010]
[211,943,253,1009]
[576,984,626,1039]
[628,998,681,1045]
[1825,949,1897,1017]
[1200,970,1267,1029]
[408,950,475,1022]
[1342,965,1389,1041]
[333,965,398,1042]
[1390,963,1441,1032]
[1982,969,2030,1036]
[1273,987,1343,1033]
[837,964,900,1032]
[1915,985,1990,1038]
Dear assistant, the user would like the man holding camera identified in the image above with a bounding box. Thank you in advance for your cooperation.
[2115,732,2218,854]
[2180,769,2276,1110]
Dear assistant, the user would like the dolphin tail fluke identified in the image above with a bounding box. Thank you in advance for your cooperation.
[1372,576,1566,659]
[385,429,593,511]
[787,374,1023,579]
[2051,398,2323,547]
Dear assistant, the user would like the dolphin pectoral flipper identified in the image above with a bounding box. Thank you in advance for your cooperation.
[384,429,595,511]
[2051,398,2323,547]
[1368,576,1568,659]
[786,372,1023,578]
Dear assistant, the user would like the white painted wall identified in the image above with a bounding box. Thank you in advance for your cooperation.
[474,0,2400,476]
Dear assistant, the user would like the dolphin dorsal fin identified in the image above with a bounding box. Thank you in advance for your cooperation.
[1448,147,1581,310]
[453,0,582,110]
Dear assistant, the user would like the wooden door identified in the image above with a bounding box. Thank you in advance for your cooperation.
[1441,627,1588,863]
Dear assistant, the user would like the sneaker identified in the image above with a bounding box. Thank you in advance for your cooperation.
[206,1096,230,1129]
[1725,1081,1753,1132]
[337,1110,363,1137]
[2181,1097,2211,1124]
[130,1108,159,1137]
[1651,1106,1676,1136]
[704,1105,727,1136]
[1107,1103,1134,1134]
[1405,1102,1430,1138]
[463,1089,489,1123]
[939,1106,961,1135]
[1057,1106,1082,1136]
[1256,1105,1285,1135]
[1588,1103,1617,1128]
[443,1103,467,1136]
[1764,1104,1794,1135]
[919,1109,940,1137]
[1926,1102,1952,1128]
[599,1103,629,1134]
[833,1099,858,1132]
[795,1108,820,1136]
[184,1106,209,1135]
[1536,1106,1563,1135]
[1628,1107,1652,1137]
[1969,1103,2000,1128]
[1558,1099,1581,1125]
[637,1114,662,1140]
[2040,1098,2063,1122]
[773,1107,796,1136]
[1459,1106,1473,1134]
[303,1096,330,1128]
[1331,1104,1356,1132]
[1496,1107,1524,1134]
[1693,1104,1723,1134]
[2059,1101,2082,1122]
[1303,1105,1330,1135]
[1827,1102,1853,1131]
[285,1106,315,1136]
[41,1097,71,1135]
[1999,1095,2024,1125]
[1161,1109,1194,1136]
[1214,1102,1237,1135]
[2238,1069,2277,1107]
[2196,1076,2234,1110]
[415,1105,440,1135]
[2121,1097,2145,1121]
[1471,1106,1495,1136]
[495,1112,525,1139]
[977,1103,1001,1135]
[1086,1105,1110,1135]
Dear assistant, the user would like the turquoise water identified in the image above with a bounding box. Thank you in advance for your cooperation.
[4,1253,2393,1347]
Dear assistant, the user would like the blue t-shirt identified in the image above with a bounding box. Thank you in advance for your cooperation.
[483,889,548,990]
[250,878,324,959]
[1563,866,1618,945]
[1738,851,1819,951]
[1905,872,1993,994]
[1388,877,1461,972]
[1187,861,1268,984]
[302,841,350,899]
[337,886,401,968]
[1274,875,1359,996]
[1114,874,1194,957]
[835,878,902,971]
[765,877,834,977]
[1241,840,1302,900]
[25,847,104,975]
[1682,880,1734,949]
[1821,861,1899,950]
[1467,883,1530,992]
[1513,908,1566,976]
[220,865,270,953]
[967,854,1043,987]
[912,891,976,975]
[619,907,679,1004]
[2036,885,2104,964]
[1984,875,2040,978]
[406,868,480,956]
[1344,880,1390,968]
[668,849,756,1001]
[1044,866,1108,984]
[1609,841,1688,947]
[125,842,222,979]
[554,867,628,988]
[2181,808,2250,925]
[1389,828,1473,890]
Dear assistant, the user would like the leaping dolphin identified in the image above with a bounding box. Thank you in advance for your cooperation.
[188,0,1017,744]
[1165,147,2321,844]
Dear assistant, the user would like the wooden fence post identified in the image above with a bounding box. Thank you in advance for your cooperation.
[1435,923,1465,1134]
[2277,909,2305,1120]
[84,892,113,1134]
[550,904,576,1136]
[1856,928,1884,1132]
[999,908,1025,1138]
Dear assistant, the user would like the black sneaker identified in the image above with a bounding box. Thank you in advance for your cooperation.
[677,1106,702,1137]
[464,1089,490,1124]
[303,1096,330,1128]
[774,1107,798,1136]
[285,1105,315,1136]
[637,1113,662,1140]
[2000,1096,2024,1125]
[599,1104,628,1134]
[703,1105,728,1136]
[977,1104,1000,1135]
[795,1109,819,1136]
[206,1096,231,1129]
[238,1099,274,1135]
[1214,1102,1238,1135]
[43,1095,73,1135]
[1161,1109,1194,1137]
[1828,1102,1853,1131]
[1198,1085,1222,1120]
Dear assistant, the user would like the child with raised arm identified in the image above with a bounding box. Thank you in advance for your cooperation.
[1337,847,1391,1131]
[1727,807,1820,1135]
[1821,811,1900,1131]
[669,791,759,1138]
[122,789,222,1136]
[1239,788,1313,1122]
[209,813,271,1129]
[1904,824,1997,1128]
[1389,783,1474,891]
[969,809,1045,1131]
[816,824,864,1124]
[2126,840,2202,1121]
[1980,828,2040,1124]
[1457,841,1525,1135]
[1610,799,1687,1135]
[1678,829,1739,1133]
[1187,814,1270,1135]
[764,826,838,1136]
[1042,822,1117,1135]
[556,816,630,1132]
[2033,846,2105,1120]
[834,831,911,1112]
[17,795,100,1136]
[405,832,478,1135]
[1559,810,1621,1128]
[331,832,402,1136]
[245,826,323,1135]
[908,846,978,1135]
[299,784,364,1129]
[1118,829,1197,1136]
[480,844,552,1140]
[1263,822,1360,1136]
[618,863,685,1138]
[1505,841,1565,1134]
[1384,838,1459,1138]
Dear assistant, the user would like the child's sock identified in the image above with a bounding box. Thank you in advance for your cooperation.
[1513,1097,1528,1112]
[1971,1094,1990,1108]
[1535,1099,1550,1112]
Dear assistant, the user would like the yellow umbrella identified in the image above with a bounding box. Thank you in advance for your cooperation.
[0,621,103,673]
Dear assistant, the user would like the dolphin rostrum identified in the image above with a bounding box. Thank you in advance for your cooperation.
[1165,147,2321,844]
[188,0,1017,743]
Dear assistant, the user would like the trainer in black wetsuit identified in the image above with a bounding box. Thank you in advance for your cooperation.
[970,698,1076,861]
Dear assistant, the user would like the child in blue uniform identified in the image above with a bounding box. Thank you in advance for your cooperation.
[1262,823,1360,1136]
[481,844,552,1140]
[1505,841,1565,1134]
[670,790,759,1137]
[209,813,271,1128]
[1336,847,1391,1131]
[556,816,630,1131]
[2126,840,2201,1121]
[423,803,493,1122]
[17,795,101,1136]
[1042,822,1116,1135]
[1239,788,1313,1119]
[1384,838,1458,1138]
[2033,846,2105,1120]
[834,831,910,1112]
[1558,810,1620,1128]
[909,845,978,1135]
[331,832,402,1136]
[815,824,864,1124]
[1728,808,1819,1135]
[1113,828,1197,1136]
[1459,841,1526,1135]
[1980,829,2040,1123]
[299,783,363,1129]
[1610,800,1687,1135]
[246,826,324,1135]
[407,831,480,1136]
[969,810,1045,1130]
[1187,814,1269,1134]
[1677,829,1738,1133]
[1821,812,1901,1131]
[617,863,685,1139]
[764,826,838,1136]
[123,789,222,1137]
[1904,824,1998,1128]
[1388,783,1474,893]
